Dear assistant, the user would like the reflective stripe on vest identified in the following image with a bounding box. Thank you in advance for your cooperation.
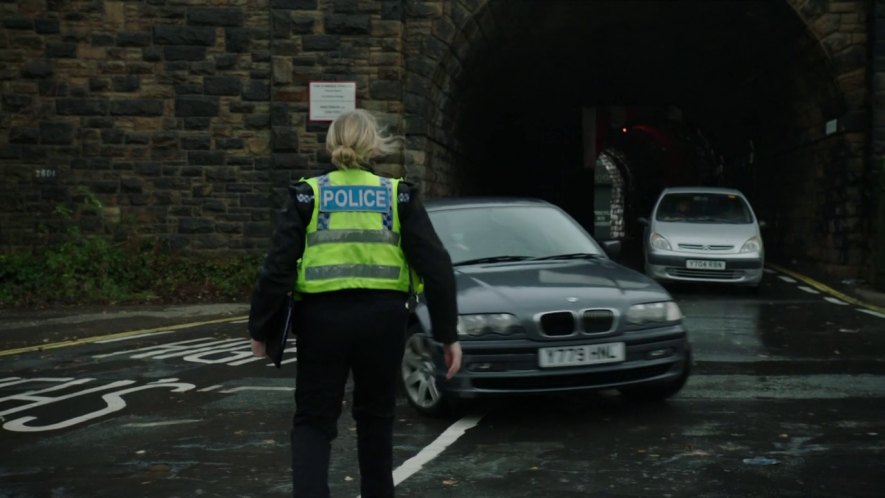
[306,229,400,246]
[304,264,402,281]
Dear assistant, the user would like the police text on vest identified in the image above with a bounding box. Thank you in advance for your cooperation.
[319,186,390,213]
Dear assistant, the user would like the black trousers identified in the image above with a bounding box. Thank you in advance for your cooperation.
[290,290,408,498]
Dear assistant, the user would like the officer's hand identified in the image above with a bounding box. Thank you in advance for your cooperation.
[251,338,267,358]
[443,341,462,380]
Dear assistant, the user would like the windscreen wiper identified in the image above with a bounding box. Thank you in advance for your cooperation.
[530,252,601,261]
[453,255,532,267]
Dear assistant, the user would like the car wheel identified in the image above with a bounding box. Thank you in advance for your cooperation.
[619,352,692,403]
[401,331,449,416]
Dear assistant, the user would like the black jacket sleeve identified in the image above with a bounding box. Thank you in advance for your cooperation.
[397,182,459,345]
[247,182,313,342]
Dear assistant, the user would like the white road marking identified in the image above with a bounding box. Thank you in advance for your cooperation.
[389,413,484,490]
[124,419,202,428]
[797,285,820,294]
[198,385,224,392]
[230,319,249,324]
[218,386,294,393]
[763,268,776,274]
[858,309,885,319]
[226,356,265,366]
[823,297,848,306]
[779,276,797,283]
[92,337,218,359]
[96,331,176,343]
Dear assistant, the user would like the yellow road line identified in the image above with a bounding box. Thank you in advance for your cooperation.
[0,315,248,358]
[768,263,885,314]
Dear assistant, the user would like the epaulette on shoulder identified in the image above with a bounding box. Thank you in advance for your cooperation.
[397,180,414,203]
[291,181,314,204]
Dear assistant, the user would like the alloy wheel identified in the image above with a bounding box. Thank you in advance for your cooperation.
[401,333,441,410]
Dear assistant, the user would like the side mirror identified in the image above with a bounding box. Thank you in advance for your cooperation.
[758,220,767,228]
[638,217,649,225]
[601,240,622,259]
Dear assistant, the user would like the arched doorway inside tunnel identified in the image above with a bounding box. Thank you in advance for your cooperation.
[457,101,733,242]
[604,115,730,241]
[426,0,845,268]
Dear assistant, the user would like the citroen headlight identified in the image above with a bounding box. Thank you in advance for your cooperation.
[457,313,522,337]
[626,301,682,325]
[740,236,762,254]
[649,232,672,251]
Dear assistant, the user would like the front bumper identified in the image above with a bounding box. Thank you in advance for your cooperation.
[435,325,690,397]
[645,252,763,285]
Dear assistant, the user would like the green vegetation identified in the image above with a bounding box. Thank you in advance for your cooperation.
[0,192,263,308]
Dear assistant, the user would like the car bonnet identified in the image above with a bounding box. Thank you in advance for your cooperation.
[651,220,759,247]
[451,259,671,317]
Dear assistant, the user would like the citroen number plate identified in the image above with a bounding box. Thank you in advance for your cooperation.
[686,259,726,270]
[538,343,625,368]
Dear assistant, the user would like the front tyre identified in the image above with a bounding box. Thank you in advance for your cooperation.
[401,332,448,416]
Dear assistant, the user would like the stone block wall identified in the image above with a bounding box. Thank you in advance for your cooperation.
[0,0,880,279]
[0,0,276,251]
[757,0,871,275]
[0,0,433,253]
[269,0,408,186]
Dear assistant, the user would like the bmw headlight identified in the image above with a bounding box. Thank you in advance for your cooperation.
[457,313,522,337]
[649,232,672,251]
[626,301,682,325]
[740,236,762,254]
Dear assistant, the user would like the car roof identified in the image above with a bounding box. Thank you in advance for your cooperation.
[660,186,746,196]
[425,197,554,211]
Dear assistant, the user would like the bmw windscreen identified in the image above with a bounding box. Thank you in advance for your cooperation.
[427,205,604,265]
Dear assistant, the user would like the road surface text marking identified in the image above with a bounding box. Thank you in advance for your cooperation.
[92,336,296,367]
[0,378,299,433]
[0,377,195,432]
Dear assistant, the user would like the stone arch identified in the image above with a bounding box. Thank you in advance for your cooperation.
[403,0,869,273]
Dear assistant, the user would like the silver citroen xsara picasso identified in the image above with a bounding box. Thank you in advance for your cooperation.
[641,187,765,288]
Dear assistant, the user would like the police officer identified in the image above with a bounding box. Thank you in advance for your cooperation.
[248,109,461,498]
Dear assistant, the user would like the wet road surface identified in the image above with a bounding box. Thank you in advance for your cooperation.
[1,268,883,497]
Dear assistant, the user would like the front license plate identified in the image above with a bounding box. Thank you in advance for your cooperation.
[686,259,726,270]
[538,343,625,368]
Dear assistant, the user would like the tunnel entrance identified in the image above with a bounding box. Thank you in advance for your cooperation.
[432,0,844,265]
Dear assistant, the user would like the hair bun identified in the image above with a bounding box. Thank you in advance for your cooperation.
[331,145,358,168]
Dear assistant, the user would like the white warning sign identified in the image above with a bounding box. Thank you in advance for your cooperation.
[309,81,357,122]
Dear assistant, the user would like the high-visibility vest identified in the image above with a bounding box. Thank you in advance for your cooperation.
[295,169,415,294]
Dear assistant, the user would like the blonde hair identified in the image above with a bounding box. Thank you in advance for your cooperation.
[326,109,400,170]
